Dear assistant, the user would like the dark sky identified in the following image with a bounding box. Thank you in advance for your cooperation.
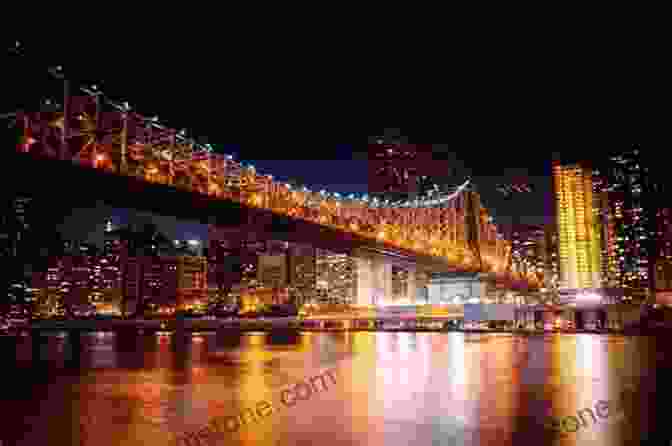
[5,35,652,245]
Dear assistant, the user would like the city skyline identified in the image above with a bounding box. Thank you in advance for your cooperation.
[2,37,666,315]
[2,34,671,446]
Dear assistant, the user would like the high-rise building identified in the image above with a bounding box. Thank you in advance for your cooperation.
[208,225,318,305]
[315,249,356,304]
[508,224,546,278]
[592,146,655,297]
[368,141,421,203]
[543,224,559,292]
[652,206,672,303]
[33,253,207,315]
[1,196,35,310]
[552,161,602,290]
[591,172,620,287]
[288,243,316,306]
[367,134,451,204]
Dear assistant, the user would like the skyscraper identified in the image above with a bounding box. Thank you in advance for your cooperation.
[591,170,619,287]
[368,141,421,203]
[592,147,650,293]
[552,161,602,290]
[508,224,546,278]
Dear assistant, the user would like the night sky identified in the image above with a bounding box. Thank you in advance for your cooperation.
[5,36,648,246]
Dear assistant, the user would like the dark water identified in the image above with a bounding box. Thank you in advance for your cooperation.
[0,331,670,445]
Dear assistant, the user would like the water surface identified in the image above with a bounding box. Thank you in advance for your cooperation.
[0,331,668,445]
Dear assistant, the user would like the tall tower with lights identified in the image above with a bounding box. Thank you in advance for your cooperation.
[552,160,602,290]
[368,132,420,203]
[593,146,652,295]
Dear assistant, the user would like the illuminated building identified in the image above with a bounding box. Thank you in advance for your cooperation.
[288,243,316,306]
[1,196,34,310]
[32,254,121,316]
[368,134,420,203]
[552,161,602,290]
[208,226,318,305]
[653,207,672,300]
[508,224,546,278]
[543,224,560,292]
[392,266,409,301]
[591,146,664,299]
[0,197,31,258]
[593,146,672,303]
[121,254,208,312]
[315,249,356,304]
[591,169,621,288]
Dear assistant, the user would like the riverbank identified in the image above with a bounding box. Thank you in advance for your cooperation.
[1,313,670,337]
[0,317,663,336]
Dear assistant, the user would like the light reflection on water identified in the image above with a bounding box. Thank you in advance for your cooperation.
[0,332,668,445]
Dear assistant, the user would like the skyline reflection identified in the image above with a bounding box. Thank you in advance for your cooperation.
[0,332,664,445]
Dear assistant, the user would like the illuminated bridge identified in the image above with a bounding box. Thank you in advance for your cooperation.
[2,76,542,304]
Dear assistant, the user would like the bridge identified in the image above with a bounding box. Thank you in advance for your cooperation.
[1,64,542,305]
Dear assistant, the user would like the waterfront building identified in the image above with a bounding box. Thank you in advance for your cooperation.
[508,224,546,279]
[552,160,602,290]
[592,147,650,295]
[590,145,672,303]
[315,249,356,305]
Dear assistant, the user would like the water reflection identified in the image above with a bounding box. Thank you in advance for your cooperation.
[0,332,668,445]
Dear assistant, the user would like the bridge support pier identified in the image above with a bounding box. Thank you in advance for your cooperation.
[354,255,393,306]
[355,258,372,306]
[427,272,487,304]
[374,260,392,306]
[406,264,417,304]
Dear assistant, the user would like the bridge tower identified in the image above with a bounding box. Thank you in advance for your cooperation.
[462,180,483,271]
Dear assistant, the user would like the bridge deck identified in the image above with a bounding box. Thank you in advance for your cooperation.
[5,151,481,275]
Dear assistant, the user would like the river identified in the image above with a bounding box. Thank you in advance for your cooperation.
[0,331,669,445]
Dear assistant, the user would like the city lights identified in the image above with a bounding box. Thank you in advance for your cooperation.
[2,56,536,295]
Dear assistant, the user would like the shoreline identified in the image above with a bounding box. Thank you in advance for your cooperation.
[1,324,663,336]
[2,316,667,336]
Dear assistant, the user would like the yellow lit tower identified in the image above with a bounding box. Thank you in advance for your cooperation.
[552,161,602,290]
